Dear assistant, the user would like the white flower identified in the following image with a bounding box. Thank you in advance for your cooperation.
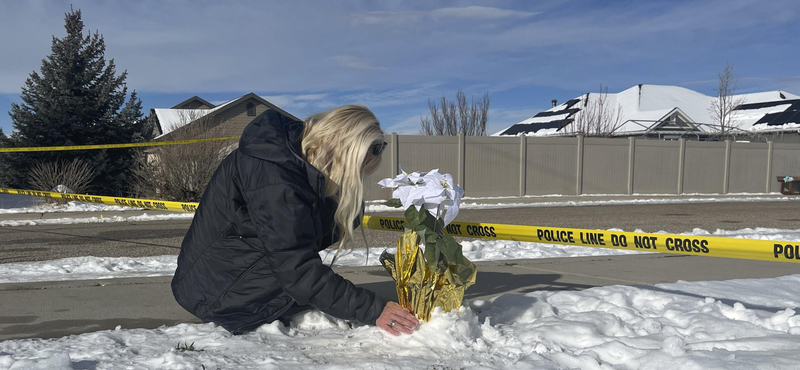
[378,168,464,225]
[377,167,425,187]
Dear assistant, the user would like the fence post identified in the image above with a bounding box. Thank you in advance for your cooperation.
[766,140,774,193]
[723,139,732,194]
[390,132,399,176]
[627,137,636,195]
[458,133,466,189]
[519,135,527,197]
[576,135,584,195]
[677,139,686,195]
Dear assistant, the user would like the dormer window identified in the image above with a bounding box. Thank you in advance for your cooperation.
[246,102,256,116]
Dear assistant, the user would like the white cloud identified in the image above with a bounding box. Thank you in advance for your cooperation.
[353,6,537,26]
[431,6,539,20]
[383,114,423,135]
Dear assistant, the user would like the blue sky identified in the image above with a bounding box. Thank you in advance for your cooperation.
[1,0,799,136]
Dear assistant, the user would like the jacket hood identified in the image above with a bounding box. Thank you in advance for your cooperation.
[238,109,325,197]
[239,109,303,162]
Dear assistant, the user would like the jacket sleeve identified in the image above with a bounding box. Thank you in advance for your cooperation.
[245,183,386,325]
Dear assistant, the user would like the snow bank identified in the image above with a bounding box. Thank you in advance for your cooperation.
[3,274,800,369]
[0,213,194,227]
[0,201,132,214]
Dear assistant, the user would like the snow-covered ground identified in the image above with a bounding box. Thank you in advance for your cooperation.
[1,227,798,285]
[0,202,132,214]
[4,202,800,368]
[3,274,800,369]
[0,212,194,227]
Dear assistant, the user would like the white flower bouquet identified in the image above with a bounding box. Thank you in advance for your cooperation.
[378,169,477,321]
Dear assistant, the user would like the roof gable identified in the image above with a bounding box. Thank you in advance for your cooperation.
[170,96,216,109]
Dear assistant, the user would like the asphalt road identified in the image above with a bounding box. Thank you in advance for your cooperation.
[2,202,799,264]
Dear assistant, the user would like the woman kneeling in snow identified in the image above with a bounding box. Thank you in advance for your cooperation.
[171,105,418,335]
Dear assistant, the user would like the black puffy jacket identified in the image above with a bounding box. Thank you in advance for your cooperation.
[171,109,386,334]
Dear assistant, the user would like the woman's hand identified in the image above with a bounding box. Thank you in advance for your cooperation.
[376,302,419,335]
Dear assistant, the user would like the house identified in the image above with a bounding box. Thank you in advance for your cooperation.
[495,84,800,142]
[148,93,300,140]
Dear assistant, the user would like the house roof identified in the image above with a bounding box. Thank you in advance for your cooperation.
[151,93,301,139]
[495,84,800,137]
[170,96,216,109]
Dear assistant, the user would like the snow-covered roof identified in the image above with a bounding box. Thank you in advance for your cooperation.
[495,84,800,137]
[153,97,239,138]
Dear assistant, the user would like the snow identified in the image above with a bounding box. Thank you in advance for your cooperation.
[4,219,800,368]
[0,255,179,284]
[517,112,571,124]
[0,213,194,227]
[526,127,562,137]
[750,122,800,133]
[3,226,800,284]
[4,274,800,369]
[0,202,132,214]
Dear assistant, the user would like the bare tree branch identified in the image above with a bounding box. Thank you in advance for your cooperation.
[419,90,490,136]
[28,157,95,200]
[709,62,747,136]
[566,85,624,137]
[133,110,233,202]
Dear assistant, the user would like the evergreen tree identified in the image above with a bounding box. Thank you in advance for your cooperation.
[0,129,17,187]
[6,8,152,195]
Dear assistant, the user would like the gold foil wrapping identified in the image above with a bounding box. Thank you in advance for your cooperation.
[380,229,477,321]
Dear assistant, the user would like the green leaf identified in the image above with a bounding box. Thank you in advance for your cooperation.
[434,217,445,234]
[405,205,424,229]
[422,228,436,242]
[416,228,427,244]
[423,239,438,272]
[421,211,437,231]
[437,235,464,264]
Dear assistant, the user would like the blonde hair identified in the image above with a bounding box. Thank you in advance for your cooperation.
[301,105,384,256]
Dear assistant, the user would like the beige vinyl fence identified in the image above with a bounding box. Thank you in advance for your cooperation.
[363,134,800,201]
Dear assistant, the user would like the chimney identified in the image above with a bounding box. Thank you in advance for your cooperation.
[551,99,558,108]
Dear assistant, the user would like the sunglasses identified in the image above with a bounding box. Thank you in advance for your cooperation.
[370,141,388,156]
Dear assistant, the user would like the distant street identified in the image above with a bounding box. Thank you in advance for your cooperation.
[2,201,799,263]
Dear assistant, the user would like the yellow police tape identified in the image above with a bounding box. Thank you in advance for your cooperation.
[4,187,800,264]
[0,136,241,153]
[363,215,800,264]
[0,187,198,213]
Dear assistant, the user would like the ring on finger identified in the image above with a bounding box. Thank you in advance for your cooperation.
[390,319,397,329]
